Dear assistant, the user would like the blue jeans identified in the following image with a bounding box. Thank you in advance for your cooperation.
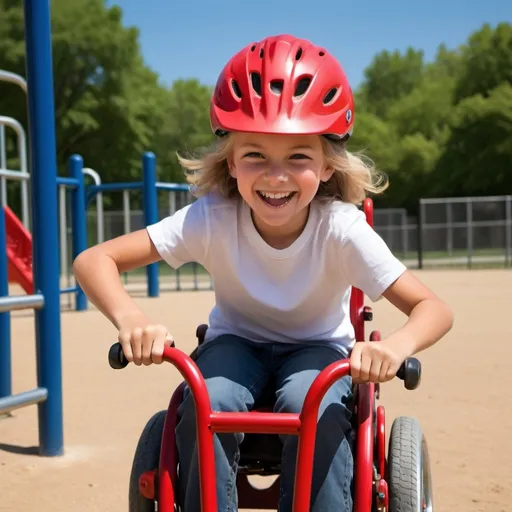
[176,335,354,512]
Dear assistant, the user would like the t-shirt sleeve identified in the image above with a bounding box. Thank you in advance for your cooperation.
[341,211,407,302]
[146,196,210,269]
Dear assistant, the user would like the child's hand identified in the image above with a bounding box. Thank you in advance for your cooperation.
[118,323,174,366]
[350,340,408,384]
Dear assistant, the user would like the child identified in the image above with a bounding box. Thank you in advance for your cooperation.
[73,34,453,512]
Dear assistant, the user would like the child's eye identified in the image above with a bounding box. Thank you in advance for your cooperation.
[243,152,264,159]
[290,153,311,160]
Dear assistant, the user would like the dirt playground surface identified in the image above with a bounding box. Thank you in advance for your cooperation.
[1,269,511,512]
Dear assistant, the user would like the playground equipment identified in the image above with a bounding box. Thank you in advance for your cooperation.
[0,69,87,304]
[0,92,33,294]
[0,40,193,459]
[0,1,152,456]
[0,0,64,456]
[0,112,30,228]
[1,112,196,307]
[84,152,170,299]
[108,198,433,512]
[5,205,33,293]
[83,175,210,294]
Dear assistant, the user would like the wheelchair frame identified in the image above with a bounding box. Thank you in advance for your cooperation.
[109,198,426,512]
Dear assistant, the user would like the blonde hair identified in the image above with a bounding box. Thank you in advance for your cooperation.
[178,134,388,205]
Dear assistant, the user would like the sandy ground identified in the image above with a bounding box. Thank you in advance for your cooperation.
[1,269,511,512]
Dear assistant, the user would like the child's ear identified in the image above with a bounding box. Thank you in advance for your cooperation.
[320,166,335,182]
[227,157,237,179]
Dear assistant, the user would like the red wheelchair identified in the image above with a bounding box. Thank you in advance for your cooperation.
[108,198,433,512]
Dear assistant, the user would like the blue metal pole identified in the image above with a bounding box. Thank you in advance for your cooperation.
[142,152,159,297]
[0,207,12,401]
[68,155,87,311]
[23,0,64,456]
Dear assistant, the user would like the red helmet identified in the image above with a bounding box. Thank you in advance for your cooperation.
[210,34,354,140]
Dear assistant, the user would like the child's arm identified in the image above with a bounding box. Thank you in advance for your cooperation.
[73,229,158,328]
[381,270,454,357]
[341,212,453,384]
[350,270,453,384]
[73,229,173,364]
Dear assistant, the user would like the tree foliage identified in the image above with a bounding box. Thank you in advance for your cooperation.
[0,1,510,213]
[350,21,512,211]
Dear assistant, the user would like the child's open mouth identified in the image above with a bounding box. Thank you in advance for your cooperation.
[257,191,296,208]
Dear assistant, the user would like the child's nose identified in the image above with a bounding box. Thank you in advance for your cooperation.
[264,165,288,184]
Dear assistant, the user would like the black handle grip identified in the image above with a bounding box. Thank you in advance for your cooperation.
[108,342,128,369]
[396,357,421,390]
[108,343,421,390]
[108,341,177,369]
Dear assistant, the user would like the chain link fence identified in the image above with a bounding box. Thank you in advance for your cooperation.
[71,193,511,295]
[373,208,419,265]
[418,196,512,268]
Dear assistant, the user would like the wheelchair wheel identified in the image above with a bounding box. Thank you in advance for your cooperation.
[128,410,166,512]
[388,416,433,512]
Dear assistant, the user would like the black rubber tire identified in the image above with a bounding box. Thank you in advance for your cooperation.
[128,410,167,512]
[388,416,433,512]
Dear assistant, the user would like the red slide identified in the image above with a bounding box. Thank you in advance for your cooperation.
[4,206,34,294]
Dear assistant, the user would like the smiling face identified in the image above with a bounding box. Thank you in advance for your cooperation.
[228,132,333,244]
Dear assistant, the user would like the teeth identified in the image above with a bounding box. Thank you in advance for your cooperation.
[259,192,292,199]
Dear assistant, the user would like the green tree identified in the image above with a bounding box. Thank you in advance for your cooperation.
[0,0,170,190]
[349,111,400,171]
[358,47,425,119]
[154,79,214,183]
[433,83,512,197]
[391,134,440,210]
[454,22,512,103]
[386,76,455,143]
[429,43,464,81]
[354,23,512,209]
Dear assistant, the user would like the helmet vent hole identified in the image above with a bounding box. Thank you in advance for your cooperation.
[294,76,312,98]
[250,45,256,52]
[295,48,303,60]
[251,73,262,96]
[323,87,339,105]
[319,51,325,57]
[270,80,284,95]
[231,79,242,99]
[259,48,264,58]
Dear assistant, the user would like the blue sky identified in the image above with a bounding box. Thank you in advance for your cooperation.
[109,0,510,89]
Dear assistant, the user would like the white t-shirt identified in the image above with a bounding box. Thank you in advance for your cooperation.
[146,191,406,352]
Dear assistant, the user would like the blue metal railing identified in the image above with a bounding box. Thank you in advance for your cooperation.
[0,207,11,401]
[142,153,159,297]
[84,153,192,299]
[68,155,88,310]
[21,0,63,456]
[1,0,197,459]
